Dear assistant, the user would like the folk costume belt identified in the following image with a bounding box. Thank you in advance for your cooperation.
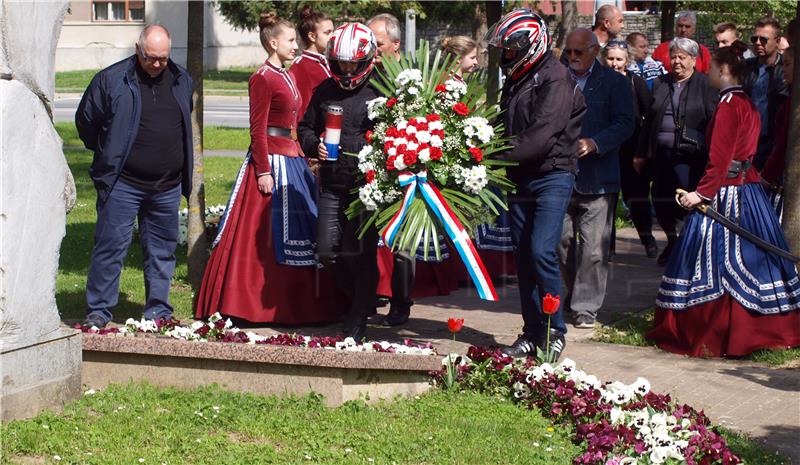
[267,126,297,141]
[727,159,751,179]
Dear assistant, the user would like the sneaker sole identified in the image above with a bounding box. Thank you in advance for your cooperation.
[573,322,595,329]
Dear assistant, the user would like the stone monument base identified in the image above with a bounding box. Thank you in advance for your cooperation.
[82,334,441,407]
[0,328,82,420]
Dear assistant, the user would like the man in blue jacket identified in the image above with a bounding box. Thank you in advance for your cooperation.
[75,24,194,329]
[560,29,634,329]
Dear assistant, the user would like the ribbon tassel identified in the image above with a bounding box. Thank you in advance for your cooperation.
[381,171,498,301]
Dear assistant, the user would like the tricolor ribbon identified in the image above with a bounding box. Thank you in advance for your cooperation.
[382,171,498,301]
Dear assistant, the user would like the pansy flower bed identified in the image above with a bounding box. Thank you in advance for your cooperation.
[432,347,742,465]
[74,312,436,356]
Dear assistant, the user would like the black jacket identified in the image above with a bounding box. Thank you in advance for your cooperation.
[499,52,587,181]
[620,72,652,158]
[742,54,789,167]
[298,77,378,193]
[75,55,194,202]
[637,71,717,160]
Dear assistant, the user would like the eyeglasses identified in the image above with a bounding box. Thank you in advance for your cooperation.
[750,35,771,45]
[606,40,629,49]
[139,49,169,65]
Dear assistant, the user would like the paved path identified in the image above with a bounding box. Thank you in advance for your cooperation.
[252,227,800,462]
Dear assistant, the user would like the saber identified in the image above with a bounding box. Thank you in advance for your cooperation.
[675,189,800,262]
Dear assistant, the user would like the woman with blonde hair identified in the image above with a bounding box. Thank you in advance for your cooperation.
[440,35,480,78]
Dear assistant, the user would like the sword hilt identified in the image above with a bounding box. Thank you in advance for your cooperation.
[675,189,709,213]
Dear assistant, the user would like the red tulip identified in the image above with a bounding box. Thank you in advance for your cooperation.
[447,317,464,333]
[542,293,560,315]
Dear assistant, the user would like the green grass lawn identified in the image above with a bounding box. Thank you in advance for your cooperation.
[0,384,579,465]
[56,140,242,324]
[57,123,248,152]
[57,68,250,95]
[593,309,800,368]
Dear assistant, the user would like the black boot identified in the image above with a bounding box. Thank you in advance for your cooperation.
[642,235,658,259]
[381,301,412,326]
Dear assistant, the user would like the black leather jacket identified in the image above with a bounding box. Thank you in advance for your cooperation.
[298,77,378,193]
[742,54,789,167]
[499,51,587,181]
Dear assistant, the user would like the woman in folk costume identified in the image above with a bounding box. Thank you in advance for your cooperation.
[647,41,800,357]
[289,4,334,119]
[759,46,794,221]
[195,12,344,324]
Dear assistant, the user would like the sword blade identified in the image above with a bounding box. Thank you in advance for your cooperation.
[702,206,800,263]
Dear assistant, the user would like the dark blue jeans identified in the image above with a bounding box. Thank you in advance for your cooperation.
[86,179,182,324]
[509,170,575,337]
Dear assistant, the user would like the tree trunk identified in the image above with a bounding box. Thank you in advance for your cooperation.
[485,0,502,104]
[556,0,578,51]
[660,0,676,42]
[781,2,800,253]
[472,2,488,67]
[186,0,208,290]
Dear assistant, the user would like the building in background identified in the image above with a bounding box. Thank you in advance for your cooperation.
[58,0,264,71]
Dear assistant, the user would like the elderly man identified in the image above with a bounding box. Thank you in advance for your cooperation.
[76,25,194,329]
[560,29,634,329]
[626,32,666,91]
[743,16,788,169]
[653,11,711,73]
[592,4,624,48]
[367,13,415,327]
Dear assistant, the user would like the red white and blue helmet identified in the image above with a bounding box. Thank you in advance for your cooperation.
[486,9,551,78]
[327,23,377,90]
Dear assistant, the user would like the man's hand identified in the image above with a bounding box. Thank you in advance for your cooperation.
[317,142,328,160]
[679,191,703,209]
[577,138,598,158]
[257,174,274,195]
[633,157,646,175]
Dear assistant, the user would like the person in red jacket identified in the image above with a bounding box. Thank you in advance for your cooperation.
[652,11,712,74]
[647,41,800,357]
[195,12,344,324]
[289,5,333,120]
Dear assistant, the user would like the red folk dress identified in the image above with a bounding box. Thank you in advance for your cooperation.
[289,50,331,120]
[647,87,800,357]
[195,60,345,324]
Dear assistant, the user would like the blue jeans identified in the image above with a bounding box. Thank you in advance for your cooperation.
[86,179,182,324]
[509,170,575,337]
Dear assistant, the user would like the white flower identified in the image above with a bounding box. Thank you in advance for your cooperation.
[357,144,373,162]
[393,156,407,171]
[388,147,397,157]
[366,97,387,120]
[430,135,443,148]
[415,116,427,124]
[53,456,61,462]
[84,389,97,396]
[418,148,431,163]
[395,69,423,87]
[632,377,651,396]
[406,141,419,152]
[416,130,431,144]
[191,321,204,331]
[649,446,669,464]
[610,407,626,426]
[454,165,488,194]
[405,125,417,135]
[407,86,419,95]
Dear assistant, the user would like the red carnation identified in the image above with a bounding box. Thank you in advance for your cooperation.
[383,141,393,154]
[403,152,418,166]
[543,293,561,315]
[469,147,483,162]
[365,130,374,143]
[427,114,441,122]
[387,98,398,108]
[430,147,443,160]
[447,317,464,333]
[396,144,407,156]
[452,102,470,116]
[386,127,400,138]
[386,155,397,171]
[432,129,445,138]
[435,84,447,93]
[365,170,376,183]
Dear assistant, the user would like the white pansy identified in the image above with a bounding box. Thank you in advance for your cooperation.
[632,377,651,396]
[190,321,204,331]
[610,407,626,426]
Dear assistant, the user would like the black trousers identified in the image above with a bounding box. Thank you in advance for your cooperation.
[651,148,706,242]
[390,251,415,308]
[619,148,655,242]
[317,190,378,331]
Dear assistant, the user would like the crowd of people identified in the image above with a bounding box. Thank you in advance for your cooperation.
[75,5,800,361]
